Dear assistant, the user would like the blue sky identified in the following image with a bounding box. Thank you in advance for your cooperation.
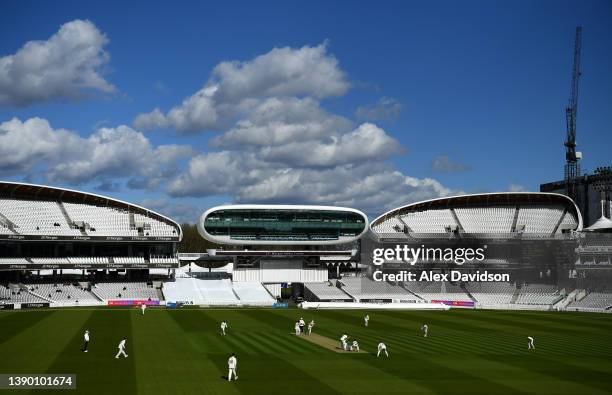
[1,0,611,222]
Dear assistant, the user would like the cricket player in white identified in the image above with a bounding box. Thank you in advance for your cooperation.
[364,314,369,327]
[115,338,128,358]
[141,303,146,315]
[527,336,535,350]
[307,320,315,335]
[340,334,348,350]
[81,330,90,352]
[377,342,388,357]
[221,321,228,336]
[299,317,305,334]
[421,324,429,338]
[227,353,238,381]
[294,322,301,335]
[351,340,359,352]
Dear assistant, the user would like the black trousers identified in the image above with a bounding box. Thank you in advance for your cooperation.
[82,341,89,351]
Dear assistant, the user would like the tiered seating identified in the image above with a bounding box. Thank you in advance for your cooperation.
[162,278,239,305]
[149,256,179,264]
[113,257,146,264]
[30,283,98,303]
[232,282,275,305]
[515,283,562,305]
[67,257,110,264]
[468,282,516,305]
[568,293,612,311]
[0,258,30,265]
[63,203,136,236]
[92,282,159,300]
[30,257,70,264]
[163,277,205,303]
[401,209,455,233]
[455,207,514,233]
[0,199,80,235]
[372,217,405,235]
[0,284,48,304]
[516,207,564,234]
[134,213,178,237]
[407,281,472,302]
[556,211,578,233]
[196,279,239,305]
[340,277,418,301]
[304,282,354,301]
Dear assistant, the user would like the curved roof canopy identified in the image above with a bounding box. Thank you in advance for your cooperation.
[0,181,182,240]
[371,192,583,234]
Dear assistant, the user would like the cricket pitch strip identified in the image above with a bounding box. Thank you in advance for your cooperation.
[293,333,367,353]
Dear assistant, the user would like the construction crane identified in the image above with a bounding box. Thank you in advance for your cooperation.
[564,26,583,199]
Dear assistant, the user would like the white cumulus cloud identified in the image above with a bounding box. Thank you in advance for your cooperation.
[0,117,192,189]
[0,20,114,107]
[133,43,349,134]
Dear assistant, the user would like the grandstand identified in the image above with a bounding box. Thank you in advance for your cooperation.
[92,282,160,301]
[30,283,99,304]
[0,284,48,304]
[304,281,354,302]
[0,181,181,241]
[405,281,473,303]
[514,283,563,305]
[567,292,612,312]
[162,277,274,306]
[339,277,420,302]
[467,282,516,306]
[1,181,611,314]
[370,192,582,238]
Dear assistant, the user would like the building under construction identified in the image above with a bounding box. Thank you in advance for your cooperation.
[540,26,612,228]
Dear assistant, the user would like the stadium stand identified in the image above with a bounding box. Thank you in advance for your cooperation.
[516,207,564,234]
[163,278,273,306]
[149,256,180,265]
[407,281,473,302]
[455,207,514,233]
[0,284,48,304]
[232,282,276,304]
[370,193,582,237]
[304,282,354,301]
[0,199,81,236]
[91,282,159,301]
[29,283,99,303]
[340,277,419,301]
[468,282,516,305]
[514,283,563,305]
[401,209,456,233]
[567,292,612,312]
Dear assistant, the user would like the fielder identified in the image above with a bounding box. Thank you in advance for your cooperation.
[81,330,90,353]
[227,353,238,381]
[307,320,315,335]
[221,321,228,336]
[141,303,147,315]
[340,334,348,350]
[294,321,301,335]
[377,342,388,357]
[350,340,359,352]
[364,314,369,327]
[115,338,128,359]
[527,336,535,350]
[421,324,429,338]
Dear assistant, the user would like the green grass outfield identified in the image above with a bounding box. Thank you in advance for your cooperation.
[1,307,612,395]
